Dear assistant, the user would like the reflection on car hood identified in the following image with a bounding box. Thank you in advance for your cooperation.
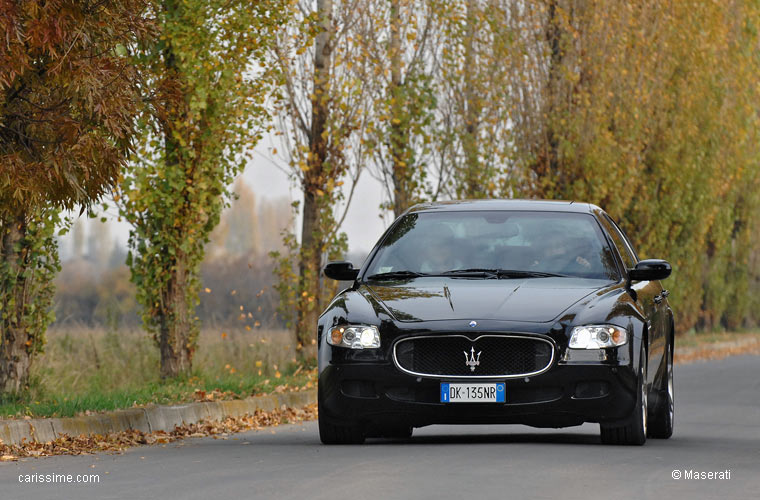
[363,277,606,323]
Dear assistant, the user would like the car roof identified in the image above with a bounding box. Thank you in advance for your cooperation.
[406,199,601,215]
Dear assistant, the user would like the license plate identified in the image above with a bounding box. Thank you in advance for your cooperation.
[440,383,506,403]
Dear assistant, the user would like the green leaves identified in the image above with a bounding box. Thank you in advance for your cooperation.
[520,0,760,333]
[118,0,284,375]
[0,209,61,375]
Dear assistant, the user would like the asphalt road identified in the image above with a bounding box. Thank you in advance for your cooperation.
[2,355,759,500]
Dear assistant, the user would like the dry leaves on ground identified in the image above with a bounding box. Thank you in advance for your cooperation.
[0,404,317,462]
[675,338,760,364]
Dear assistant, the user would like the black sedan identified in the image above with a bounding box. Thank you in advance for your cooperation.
[318,200,674,445]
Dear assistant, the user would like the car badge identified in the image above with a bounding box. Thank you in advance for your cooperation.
[469,320,477,328]
[464,346,481,372]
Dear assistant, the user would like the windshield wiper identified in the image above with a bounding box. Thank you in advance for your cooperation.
[439,268,500,278]
[495,269,569,278]
[365,270,428,280]
[439,268,569,279]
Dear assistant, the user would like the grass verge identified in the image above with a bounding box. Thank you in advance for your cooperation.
[0,327,314,419]
[675,330,760,364]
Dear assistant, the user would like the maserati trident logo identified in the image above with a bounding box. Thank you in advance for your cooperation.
[464,346,481,372]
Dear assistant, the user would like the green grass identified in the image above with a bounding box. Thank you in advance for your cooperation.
[0,327,315,419]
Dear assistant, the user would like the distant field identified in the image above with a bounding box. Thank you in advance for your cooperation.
[0,327,312,419]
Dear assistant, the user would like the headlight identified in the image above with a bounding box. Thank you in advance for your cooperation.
[327,325,380,349]
[569,325,628,349]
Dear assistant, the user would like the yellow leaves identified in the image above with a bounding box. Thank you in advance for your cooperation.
[204,288,211,293]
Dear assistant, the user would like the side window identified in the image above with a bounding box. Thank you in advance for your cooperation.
[599,215,636,270]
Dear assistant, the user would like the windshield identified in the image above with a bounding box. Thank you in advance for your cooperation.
[365,211,620,281]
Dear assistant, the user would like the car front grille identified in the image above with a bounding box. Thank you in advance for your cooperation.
[393,334,555,378]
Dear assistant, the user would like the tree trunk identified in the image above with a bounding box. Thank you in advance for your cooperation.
[538,0,563,195]
[461,0,482,198]
[158,249,193,378]
[297,189,321,356]
[0,213,31,394]
[390,0,409,218]
[152,0,195,378]
[294,0,333,357]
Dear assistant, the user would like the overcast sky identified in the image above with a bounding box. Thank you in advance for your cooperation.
[243,135,391,254]
[59,138,391,261]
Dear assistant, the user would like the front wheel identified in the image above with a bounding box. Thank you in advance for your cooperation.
[318,386,365,445]
[600,345,648,446]
[649,338,674,439]
[318,415,365,445]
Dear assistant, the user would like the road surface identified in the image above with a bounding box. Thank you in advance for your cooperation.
[2,355,758,500]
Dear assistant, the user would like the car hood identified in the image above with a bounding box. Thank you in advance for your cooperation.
[363,277,607,323]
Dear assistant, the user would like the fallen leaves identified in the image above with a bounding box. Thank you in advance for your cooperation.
[675,337,760,365]
[192,389,237,402]
[0,404,318,461]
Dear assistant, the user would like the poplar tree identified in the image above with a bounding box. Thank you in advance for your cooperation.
[120,0,282,377]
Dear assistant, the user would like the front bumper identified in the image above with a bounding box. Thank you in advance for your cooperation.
[318,355,638,429]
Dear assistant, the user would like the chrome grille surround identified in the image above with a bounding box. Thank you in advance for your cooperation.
[392,334,556,379]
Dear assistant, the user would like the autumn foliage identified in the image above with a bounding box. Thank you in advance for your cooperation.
[0,0,150,211]
[119,0,282,377]
[272,0,760,337]
[0,0,151,394]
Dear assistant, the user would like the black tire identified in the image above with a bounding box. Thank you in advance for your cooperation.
[319,415,365,444]
[649,338,674,439]
[600,345,648,446]
[318,387,365,445]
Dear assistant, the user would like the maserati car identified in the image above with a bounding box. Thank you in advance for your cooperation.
[318,200,674,445]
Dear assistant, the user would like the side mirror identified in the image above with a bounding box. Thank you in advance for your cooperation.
[629,259,672,282]
[324,261,359,281]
